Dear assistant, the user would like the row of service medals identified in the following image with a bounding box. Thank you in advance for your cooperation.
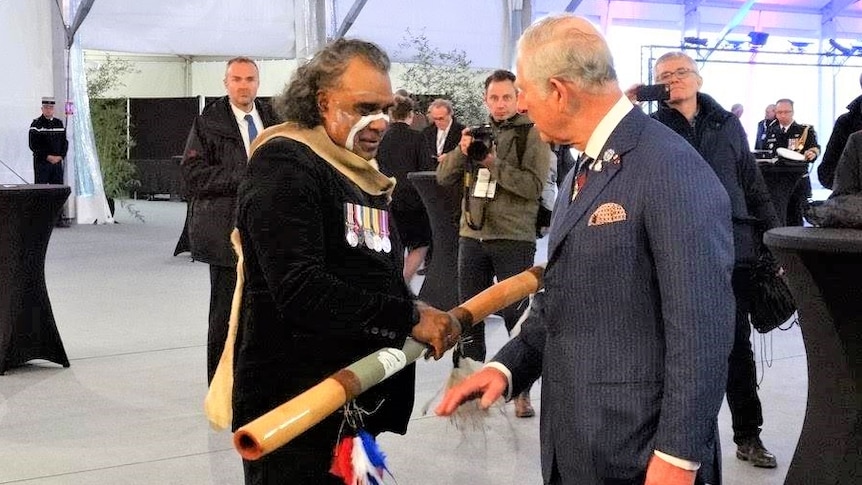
[344,202,392,253]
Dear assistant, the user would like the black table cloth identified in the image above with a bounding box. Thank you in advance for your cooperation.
[0,184,71,374]
[763,227,862,485]
[407,172,462,311]
[757,162,808,226]
[131,157,185,199]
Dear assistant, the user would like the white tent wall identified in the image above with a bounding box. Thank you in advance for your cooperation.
[8,1,862,190]
[189,59,301,98]
[84,53,190,98]
[0,0,61,184]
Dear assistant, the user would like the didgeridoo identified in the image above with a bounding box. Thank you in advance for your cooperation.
[233,265,545,461]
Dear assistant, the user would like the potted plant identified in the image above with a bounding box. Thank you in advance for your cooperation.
[87,56,142,219]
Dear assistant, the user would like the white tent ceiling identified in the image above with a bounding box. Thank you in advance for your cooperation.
[77,1,298,58]
[73,1,862,69]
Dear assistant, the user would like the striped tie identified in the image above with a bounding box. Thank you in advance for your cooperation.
[571,153,592,202]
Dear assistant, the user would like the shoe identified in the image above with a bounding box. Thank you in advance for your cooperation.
[736,437,777,468]
[514,392,535,418]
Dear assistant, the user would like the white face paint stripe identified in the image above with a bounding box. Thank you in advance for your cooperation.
[344,113,389,151]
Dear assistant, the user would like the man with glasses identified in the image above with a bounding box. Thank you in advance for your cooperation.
[423,98,464,164]
[645,51,781,469]
[765,98,820,226]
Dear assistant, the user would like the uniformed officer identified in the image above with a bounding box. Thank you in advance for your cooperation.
[764,98,820,226]
[29,97,68,185]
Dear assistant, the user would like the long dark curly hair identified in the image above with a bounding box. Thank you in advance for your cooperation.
[274,38,390,128]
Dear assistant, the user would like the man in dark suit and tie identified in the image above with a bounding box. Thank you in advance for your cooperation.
[438,14,735,485]
[422,98,464,164]
[181,57,278,384]
[764,98,820,226]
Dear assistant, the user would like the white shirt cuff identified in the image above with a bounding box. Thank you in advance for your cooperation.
[484,362,513,401]
[654,450,700,471]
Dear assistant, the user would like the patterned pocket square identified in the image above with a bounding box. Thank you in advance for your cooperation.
[588,202,627,226]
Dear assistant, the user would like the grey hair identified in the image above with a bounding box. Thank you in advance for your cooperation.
[274,38,390,128]
[653,51,700,78]
[225,57,259,78]
[517,14,617,95]
[427,98,454,115]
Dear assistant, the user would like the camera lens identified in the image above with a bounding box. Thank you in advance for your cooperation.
[467,140,491,161]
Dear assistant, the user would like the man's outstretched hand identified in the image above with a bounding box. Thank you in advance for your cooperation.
[435,367,508,415]
[644,454,697,485]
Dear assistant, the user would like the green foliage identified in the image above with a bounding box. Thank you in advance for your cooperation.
[89,98,138,200]
[397,30,489,126]
[86,56,140,202]
[87,55,137,99]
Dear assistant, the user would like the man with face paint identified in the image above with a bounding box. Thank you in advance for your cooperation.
[231,39,460,484]
[181,57,278,385]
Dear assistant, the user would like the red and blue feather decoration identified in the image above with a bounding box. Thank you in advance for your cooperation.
[330,429,394,485]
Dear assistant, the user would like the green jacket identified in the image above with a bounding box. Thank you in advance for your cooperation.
[436,112,551,242]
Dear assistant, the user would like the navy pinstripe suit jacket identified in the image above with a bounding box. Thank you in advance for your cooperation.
[495,107,735,485]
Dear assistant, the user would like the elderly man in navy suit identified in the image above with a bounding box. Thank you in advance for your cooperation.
[437,14,735,485]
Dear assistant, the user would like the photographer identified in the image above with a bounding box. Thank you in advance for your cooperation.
[436,69,551,418]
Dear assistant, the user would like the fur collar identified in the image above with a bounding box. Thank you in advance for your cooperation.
[251,123,395,198]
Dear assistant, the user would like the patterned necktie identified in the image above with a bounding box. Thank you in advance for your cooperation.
[571,153,592,202]
[244,114,258,142]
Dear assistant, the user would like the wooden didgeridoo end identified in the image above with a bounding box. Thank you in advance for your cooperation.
[233,265,544,460]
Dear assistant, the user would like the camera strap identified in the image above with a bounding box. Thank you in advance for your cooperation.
[463,165,487,230]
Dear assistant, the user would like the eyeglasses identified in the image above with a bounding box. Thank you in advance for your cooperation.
[656,68,696,83]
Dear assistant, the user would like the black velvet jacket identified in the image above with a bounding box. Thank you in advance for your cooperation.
[232,137,417,442]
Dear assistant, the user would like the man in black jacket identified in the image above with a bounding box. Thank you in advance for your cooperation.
[377,94,436,282]
[819,74,862,189]
[181,57,278,384]
[422,98,464,164]
[29,97,69,226]
[648,51,781,469]
[233,38,458,484]
[764,98,820,226]
[29,97,68,186]
[754,103,776,151]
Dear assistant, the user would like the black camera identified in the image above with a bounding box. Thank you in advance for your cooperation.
[635,83,670,102]
[466,125,495,161]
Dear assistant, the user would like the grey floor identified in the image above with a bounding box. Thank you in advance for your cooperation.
[0,200,807,484]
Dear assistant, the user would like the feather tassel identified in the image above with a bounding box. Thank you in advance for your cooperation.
[330,436,355,485]
[357,429,393,481]
[351,432,375,485]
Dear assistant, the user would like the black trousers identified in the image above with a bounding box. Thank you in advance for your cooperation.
[33,159,63,185]
[242,444,344,485]
[207,264,236,384]
[726,266,764,444]
[454,237,535,364]
[786,176,811,227]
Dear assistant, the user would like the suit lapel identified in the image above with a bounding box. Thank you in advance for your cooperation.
[547,109,646,258]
